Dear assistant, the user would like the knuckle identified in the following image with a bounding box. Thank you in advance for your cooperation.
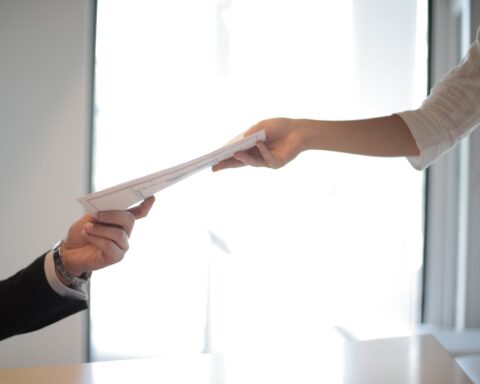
[114,231,126,246]
[126,211,136,226]
[105,242,116,256]
[115,231,129,251]
[122,232,130,249]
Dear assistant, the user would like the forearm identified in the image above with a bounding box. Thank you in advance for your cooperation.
[213,115,420,171]
[295,114,420,157]
[0,255,87,341]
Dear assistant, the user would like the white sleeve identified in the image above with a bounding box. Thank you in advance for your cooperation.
[397,28,480,170]
[44,250,88,301]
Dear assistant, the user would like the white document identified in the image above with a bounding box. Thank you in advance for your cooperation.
[77,130,266,212]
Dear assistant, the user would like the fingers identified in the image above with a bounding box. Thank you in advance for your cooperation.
[83,221,129,251]
[213,139,277,171]
[87,196,155,245]
[81,228,126,266]
[256,141,282,168]
[95,210,136,237]
[245,121,265,137]
[212,158,247,172]
[90,196,155,239]
[62,197,155,273]
[233,150,264,167]
[230,141,279,168]
[129,195,155,219]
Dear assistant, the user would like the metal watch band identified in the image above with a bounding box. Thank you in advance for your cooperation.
[52,242,91,287]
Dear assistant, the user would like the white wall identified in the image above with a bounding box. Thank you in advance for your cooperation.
[0,0,94,368]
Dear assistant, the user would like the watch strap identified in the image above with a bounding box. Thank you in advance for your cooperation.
[52,242,91,287]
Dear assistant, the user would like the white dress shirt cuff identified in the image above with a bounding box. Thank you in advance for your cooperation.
[44,250,88,301]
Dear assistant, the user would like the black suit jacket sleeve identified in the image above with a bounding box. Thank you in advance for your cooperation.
[0,253,88,341]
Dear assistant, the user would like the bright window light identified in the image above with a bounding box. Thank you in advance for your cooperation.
[91,0,427,369]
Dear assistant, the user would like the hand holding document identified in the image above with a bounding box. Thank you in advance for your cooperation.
[77,130,266,212]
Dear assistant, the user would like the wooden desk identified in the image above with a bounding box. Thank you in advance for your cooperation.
[0,335,473,383]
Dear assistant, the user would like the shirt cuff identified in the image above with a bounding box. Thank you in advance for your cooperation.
[44,250,88,301]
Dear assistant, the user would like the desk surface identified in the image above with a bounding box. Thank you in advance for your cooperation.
[0,335,473,384]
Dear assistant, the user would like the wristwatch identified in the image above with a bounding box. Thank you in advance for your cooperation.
[52,242,92,287]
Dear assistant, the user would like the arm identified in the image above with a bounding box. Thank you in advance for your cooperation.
[214,28,480,172]
[398,28,480,169]
[0,196,154,341]
[0,254,87,341]
[213,115,419,171]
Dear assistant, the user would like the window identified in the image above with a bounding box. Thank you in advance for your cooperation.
[423,0,480,329]
[91,0,428,364]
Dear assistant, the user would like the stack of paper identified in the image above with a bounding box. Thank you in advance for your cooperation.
[77,130,266,212]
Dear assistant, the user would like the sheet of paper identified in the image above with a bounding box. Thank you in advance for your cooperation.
[77,130,266,212]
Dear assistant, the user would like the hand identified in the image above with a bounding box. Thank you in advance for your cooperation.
[212,118,306,171]
[60,196,155,277]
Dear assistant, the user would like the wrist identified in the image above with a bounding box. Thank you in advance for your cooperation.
[294,119,324,151]
[60,243,85,277]
[52,242,91,287]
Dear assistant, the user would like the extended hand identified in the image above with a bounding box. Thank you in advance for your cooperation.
[212,118,305,171]
[61,196,155,277]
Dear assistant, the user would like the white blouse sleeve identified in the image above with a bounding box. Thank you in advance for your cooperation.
[397,28,480,170]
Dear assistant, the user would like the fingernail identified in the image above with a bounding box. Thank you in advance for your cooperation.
[84,222,94,232]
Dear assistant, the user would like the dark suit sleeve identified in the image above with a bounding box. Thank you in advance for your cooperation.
[0,253,88,341]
